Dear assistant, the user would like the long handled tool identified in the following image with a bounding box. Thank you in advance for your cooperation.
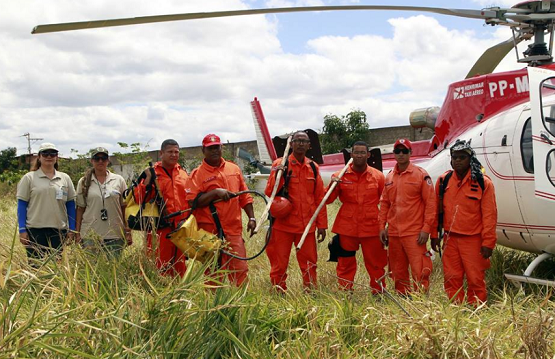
[163,190,252,220]
[376,271,412,318]
[253,136,292,233]
[296,158,353,251]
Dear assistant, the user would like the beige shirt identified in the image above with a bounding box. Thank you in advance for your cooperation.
[76,171,127,240]
[17,168,76,229]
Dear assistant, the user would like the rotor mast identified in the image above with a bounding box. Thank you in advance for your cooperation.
[510,0,555,66]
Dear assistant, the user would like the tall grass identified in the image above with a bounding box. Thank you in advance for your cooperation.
[0,196,554,358]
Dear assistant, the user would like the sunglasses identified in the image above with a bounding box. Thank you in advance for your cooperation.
[451,154,470,161]
[292,139,310,144]
[40,151,58,157]
[393,148,410,155]
[92,155,109,161]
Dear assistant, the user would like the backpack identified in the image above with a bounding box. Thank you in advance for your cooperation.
[277,159,318,198]
[437,170,485,238]
[124,167,167,231]
[441,170,485,193]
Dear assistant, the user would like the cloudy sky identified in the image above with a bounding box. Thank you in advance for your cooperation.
[0,0,524,157]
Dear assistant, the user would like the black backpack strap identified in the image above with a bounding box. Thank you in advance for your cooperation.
[437,170,453,239]
[442,170,454,194]
[276,155,291,198]
[309,161,318,193]
[476,176,485,191]
[309,161,317,178]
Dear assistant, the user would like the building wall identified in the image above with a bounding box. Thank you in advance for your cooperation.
[367,125,434,146]
[110,140,260,181]
[109,126,433,179]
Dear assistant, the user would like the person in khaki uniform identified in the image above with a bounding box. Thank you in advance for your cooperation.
[76,147,131,258]
[17,143,77,264]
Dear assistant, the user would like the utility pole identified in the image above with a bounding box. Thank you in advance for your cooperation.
[21,132,43,169]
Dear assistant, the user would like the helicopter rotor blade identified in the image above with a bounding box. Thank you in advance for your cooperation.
[32,5,500,34]
[465,34,528,78]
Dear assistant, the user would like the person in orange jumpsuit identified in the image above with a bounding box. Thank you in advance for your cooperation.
[135,139,189,276]
[431,139,497,304]
[326,141,386,292]
[265,131,327,292]
[379,138,436,295]
[185,134,255,286]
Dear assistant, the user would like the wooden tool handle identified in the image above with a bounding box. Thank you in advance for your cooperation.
[296,158,353,250]
[254,136,292,233]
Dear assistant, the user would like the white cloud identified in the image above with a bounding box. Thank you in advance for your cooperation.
[0,0,525,157]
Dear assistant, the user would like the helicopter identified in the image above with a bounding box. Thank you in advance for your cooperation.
[32,0,555,286]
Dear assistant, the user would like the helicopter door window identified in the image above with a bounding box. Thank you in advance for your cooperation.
[539,79,555,137]
[548,149,555,188]
[520,118,534,174]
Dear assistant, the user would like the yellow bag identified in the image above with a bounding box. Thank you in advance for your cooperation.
[123,187,161,231]
[167,215,221,263]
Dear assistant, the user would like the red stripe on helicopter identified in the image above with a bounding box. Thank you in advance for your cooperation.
[532,135,554,145]
[535,190,555,201]
[498,222,555,231]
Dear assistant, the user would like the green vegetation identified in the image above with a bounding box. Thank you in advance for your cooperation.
[320,110,371,155]
[112,142,153,182]
[0,147,27,194]
[0,195,554,357]
[0,147,20,175]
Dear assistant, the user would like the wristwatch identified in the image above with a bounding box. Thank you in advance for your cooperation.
[249,218,256,222]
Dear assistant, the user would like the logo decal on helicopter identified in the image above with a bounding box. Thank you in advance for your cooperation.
[453,82,484,100]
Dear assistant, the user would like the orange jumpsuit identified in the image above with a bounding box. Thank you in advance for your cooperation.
[265,155,327,291]
[134,162,189,277]
[185,159,253,286]
[433,171,497,304]
[378,163,436,294]
[326,164,386,292]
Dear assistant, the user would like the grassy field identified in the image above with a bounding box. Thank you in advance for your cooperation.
[0,193,554,358]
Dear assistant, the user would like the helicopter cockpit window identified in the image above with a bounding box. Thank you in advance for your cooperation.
[548,149,555,188]
[521,118,534,174]
[539,78,555,137]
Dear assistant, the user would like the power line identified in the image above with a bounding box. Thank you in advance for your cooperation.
[21,132,43,170]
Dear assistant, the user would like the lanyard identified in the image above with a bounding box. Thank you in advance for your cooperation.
[96,178,106,210]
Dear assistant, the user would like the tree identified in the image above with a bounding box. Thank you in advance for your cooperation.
[112,142,152,182]
[56,149,91,187]
[320,110,370,154]
[0,147,19,174]
[0,147,26,189]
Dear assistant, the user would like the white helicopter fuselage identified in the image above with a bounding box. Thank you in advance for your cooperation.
[251,67,555,257]
[422,101,554,255]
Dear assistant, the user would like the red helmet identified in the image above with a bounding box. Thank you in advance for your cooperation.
[270,196,292,219]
